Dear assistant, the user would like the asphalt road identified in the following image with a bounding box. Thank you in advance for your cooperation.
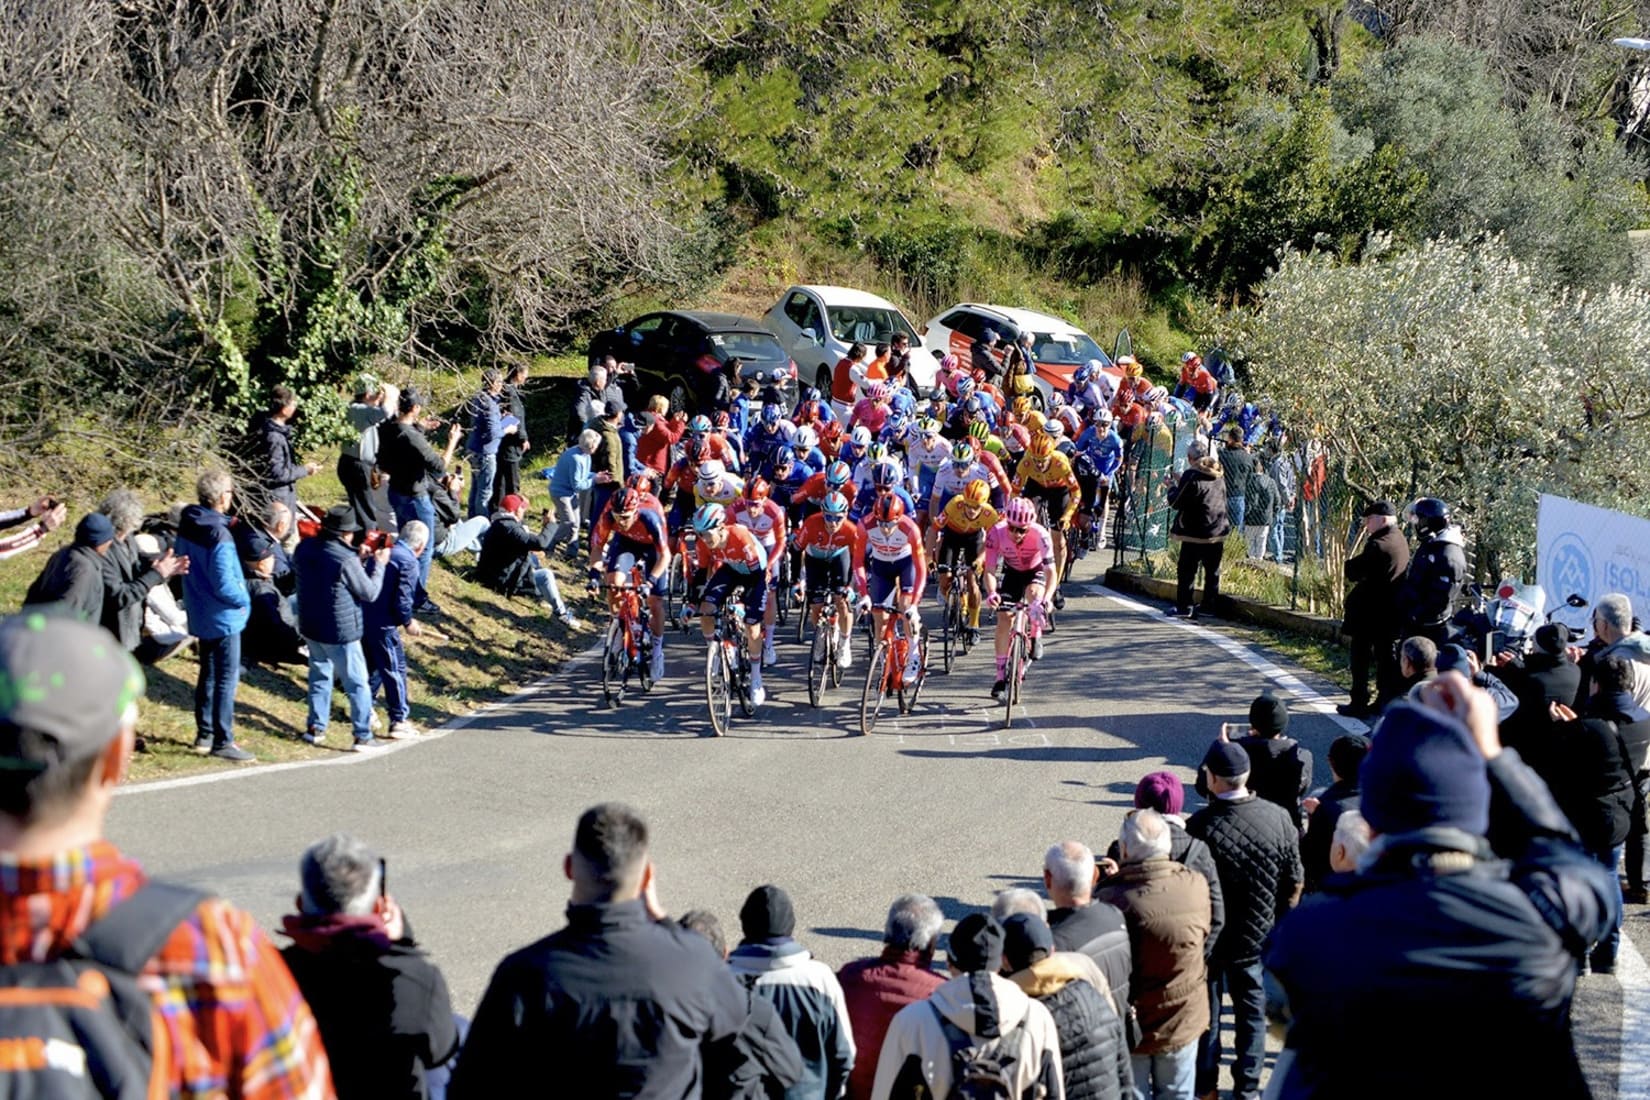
[106,565,1642,1097]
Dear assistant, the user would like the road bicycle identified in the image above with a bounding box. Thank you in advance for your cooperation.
[705,588,756,737]
[804,585,853,708]
[936,559,978,674]
[666,529,697,633]
[998,599,1035,729]
[600,572,654,707]
[1031,497,1066,628]
[860,602,928,736]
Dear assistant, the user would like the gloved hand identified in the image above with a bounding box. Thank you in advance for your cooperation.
[638,580,653,598]
[984,592,1001,610]
[856,594,873,615]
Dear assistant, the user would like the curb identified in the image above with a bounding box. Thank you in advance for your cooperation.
[1103,565,1344,642]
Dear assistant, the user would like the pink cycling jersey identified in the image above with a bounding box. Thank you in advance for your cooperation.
[984,520,1054,575]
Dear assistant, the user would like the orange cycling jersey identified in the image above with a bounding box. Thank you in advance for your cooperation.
[695,523,773,577]
[794,513,866,558]
[795,471,858,509]
[937,497,1001,536]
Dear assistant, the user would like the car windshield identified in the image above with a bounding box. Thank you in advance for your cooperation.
[1030,331,1108,366]
[710,331,787,362]
[827,306,918,345]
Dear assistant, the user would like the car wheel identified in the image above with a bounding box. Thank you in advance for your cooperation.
[667,381,692,416]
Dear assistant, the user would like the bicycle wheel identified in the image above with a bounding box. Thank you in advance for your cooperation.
[602,621,627,707]
[860,641,891,736]
[774,564,790,628]
[636,630,655,695]
[1002,631,1024,729]
[902,626,930,714]
[941,589,959,674]
[735,646,756,716]
[705,643,732,737]
[807,618,829,708]
[794,591,808,643]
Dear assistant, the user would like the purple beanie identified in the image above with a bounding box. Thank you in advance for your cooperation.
[1134,771,1185,816]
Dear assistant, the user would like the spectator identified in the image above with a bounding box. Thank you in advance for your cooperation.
[1094,809,1211,1100]
[1494,623,1582,752]
[0,613,334,1096]
[1042,841,1132,1017]
[1393,634,1437,699]
[1580,592,1650,708]
[992,888,1114,997]
[1300,734,1370,893]
[293,505,390,751]
[97,489,189,663]
[1431,644,1519,724]
[22,512,116,621]
[379,387,463,599]
[1217,426,1253,531]
[0,494,67,560]
[830,342,869,421]
[573,360,628,432]
[727,885,855,1100]
[363,520,429,741]
[1338,500,1410,716]
[678,909,806,1100]
[587,401,626,523]
[134,528,193,662]
[280,834,459,1100]
[970,329,1002,384]
[1240,463,1279,561]
[887,331,914,386]
[871,913,1063,1100]
[1187,739,1302,1100]
[234,499,295,592]
[1100,773,1225,959]
[176,470,254,762]
[1327,809,1371,873]
[1264,679,1617,1098]
[340,374,391,529]
[246,384,320,513]
[836,894,946,1100]
[1227,693,1311,829]
[490,362,531,513]
[547,430,600,557]
[475,494,581,628]
[1166,440,1229,620]
[1584,655,1650,905]
[428,470,491,561]
[241,529,307,667]
[637,395,688,475]
[465,368,515,519]
[451,803,749,1097]
[1000,912,1131,1100]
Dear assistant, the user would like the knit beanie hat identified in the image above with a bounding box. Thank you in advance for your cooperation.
[1360,702,1489,836]
[1134,771,1186,816]
[1203,740,1251,779]
[738,884,796,942]
[948,913,1005,974]
[1249,692,1290,738]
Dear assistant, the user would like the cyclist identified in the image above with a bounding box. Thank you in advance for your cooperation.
[694,458,745,509]
[794,458,857,519]
[847,381,893,435]
[791,385,837,428]
[730,477,789,666]
[790,425,827,475]
[936,352,968,397]
[745,402,795,473]
[966,425,1013,502]
[692,503,774,706]
[931,479,999,645]
[588,488,672,681]
[906,417,951,528]
[930,438,1002,517]
[624,471,667,521]
[1014,432,1081,605]
[852,443,906,506]
[982,497,1056,699]
[850,460,916,525]
[686,414,740,470]
[792,491,863,670]
[853,495,928,684]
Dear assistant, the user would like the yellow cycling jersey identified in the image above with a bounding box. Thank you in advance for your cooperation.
[695,475,745,508]
[939,497,1001,536]
[1014,451,1077,490]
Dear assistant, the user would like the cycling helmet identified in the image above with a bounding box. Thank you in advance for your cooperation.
[743,476,771,503]
[1047,390,1066,411]
[713,411,731,428]
[1044,420,1066,440]
[1408,497,1451,536]
[1004,498,1036,527]
[825,460,852,488]
[614,489,643,515]
[939,352,959,372]
[772,446,796,469]
[1118,356,1142,378]
[761,403,781,425]
[691,503,726,533]
[867,382,889,402]
[955,376,976,399]
[682,437,707,464]
[967,421,991,442]
[1012,395,1033,418]
[822,492,850,518]
[1024,410,1046,434]
[963,395,983,416]
[1094,407,1114,428]
[872,461,901,489]
[688,414,712,434]
[963,479,991,506]
[625,471,656,493]
[872,495,906,524]
[1028,433,1055,459]
[1144,385,1168,405]
[793,426,818,452]
[1182,351,1200,365]
[802,386,821,402]
[866,442,889,463]
[950,440,974,464]
[696,459,725,481]
[920,417,942,437]
[850,425,873,448]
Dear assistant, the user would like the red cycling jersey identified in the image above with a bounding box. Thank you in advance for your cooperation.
[852,515,928,595]
[730,498,787,553]
[795,471,858,510]
[695,523,773,578]
[794,513,865,559]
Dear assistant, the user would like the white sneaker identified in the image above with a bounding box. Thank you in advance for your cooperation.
[561,615,584,630]
[905,654,923,680]
[762,640,778,667]
[650,645,665,681]
[385,721,422,740]
[837,640,852,671]
[369,712,383,732]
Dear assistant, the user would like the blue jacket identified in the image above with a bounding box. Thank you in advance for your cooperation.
[467,391,503,457]
[175,505,250,640]
[363,541,420,630]
[548,447,594,498]
[293,534,385,645]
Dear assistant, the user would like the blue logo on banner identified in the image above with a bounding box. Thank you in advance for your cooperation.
[1546,533,1593,601]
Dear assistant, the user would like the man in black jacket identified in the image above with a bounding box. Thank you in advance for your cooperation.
[245,385,319,513]
[97,489,188,662]
[23,512,116,622]
[1588,655,1650,904]
[1397,497,1467,646]
[1166,442,1230,620]
[1300,734,1369,893]
[281,833,459,1100]
[1199,693,1311,831]
[1187,739,1302,1100]
[451,803,750,1098]
[1042,839,1132,1012]
[1338,500,1410,716]
[475,494,581,627]
[489,362,532,513]
[1492,624,1583,755]
[676,909,805,1100]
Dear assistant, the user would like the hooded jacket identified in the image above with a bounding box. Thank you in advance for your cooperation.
[727,940,855,1100]
[175,505,250,640]
[871,970,1064,1100]
[1399,526,1467,629]
[1167,462,1229,544]
[1094,859,1211,1055]
[837,948,945,1100]
[1008,954,1130,1100]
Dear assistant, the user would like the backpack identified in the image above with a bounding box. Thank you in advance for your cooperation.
[928,1002,1024,1100]
[0,883,207,1099]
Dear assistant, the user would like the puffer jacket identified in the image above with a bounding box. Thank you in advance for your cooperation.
[363,541,420,631]
[1399,526,1467,629]
[872,971,1063,1100]
[1104,819,1225,960]
[727,940,855,1100]
[1009,954,1130,1100]
[247,411,310,510]
[292,533,384,645]
[1046,901,1131,1020]
[1188,794,1302,964]
[175,505,249,640]
[1167,463,1229,544]
[1094,858,1211,1055]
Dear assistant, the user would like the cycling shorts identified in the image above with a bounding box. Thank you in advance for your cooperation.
[999,565,1042,605]
[1023,482,1072,527]
[867,556,917,607]
[804,554,853,598]
[938,529,985,574]
[603,536,660,579]
[701,564,768,624]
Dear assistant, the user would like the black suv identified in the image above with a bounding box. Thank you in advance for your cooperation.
[588,311,797,414]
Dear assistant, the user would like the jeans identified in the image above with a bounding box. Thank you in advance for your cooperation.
[389,491,437,593]
[1132,1042,1198,1100]
[590,482,617,531]
[1196,958,1266,1098]
[549,495,582,555]
[468,451,498,519]
[1270,512,1288,562]
[1175,541,1225,613]
[619,419,641,477]
[1590,843,1625,969]
[426,1015,469,1100]
[529,557,569,617]
[362,625,409,725]
[193,631,242,748]
[1227,494,1246,530]
[305,639,374,741]
[434,516,490,559]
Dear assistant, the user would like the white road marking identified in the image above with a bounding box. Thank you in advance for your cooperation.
[1617,933,1650,1099]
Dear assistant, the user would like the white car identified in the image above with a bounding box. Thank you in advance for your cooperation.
[919,303,1124,406]
[764,285,931,398]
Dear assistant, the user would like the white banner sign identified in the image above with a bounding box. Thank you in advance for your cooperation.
[1537,494,1650,634]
